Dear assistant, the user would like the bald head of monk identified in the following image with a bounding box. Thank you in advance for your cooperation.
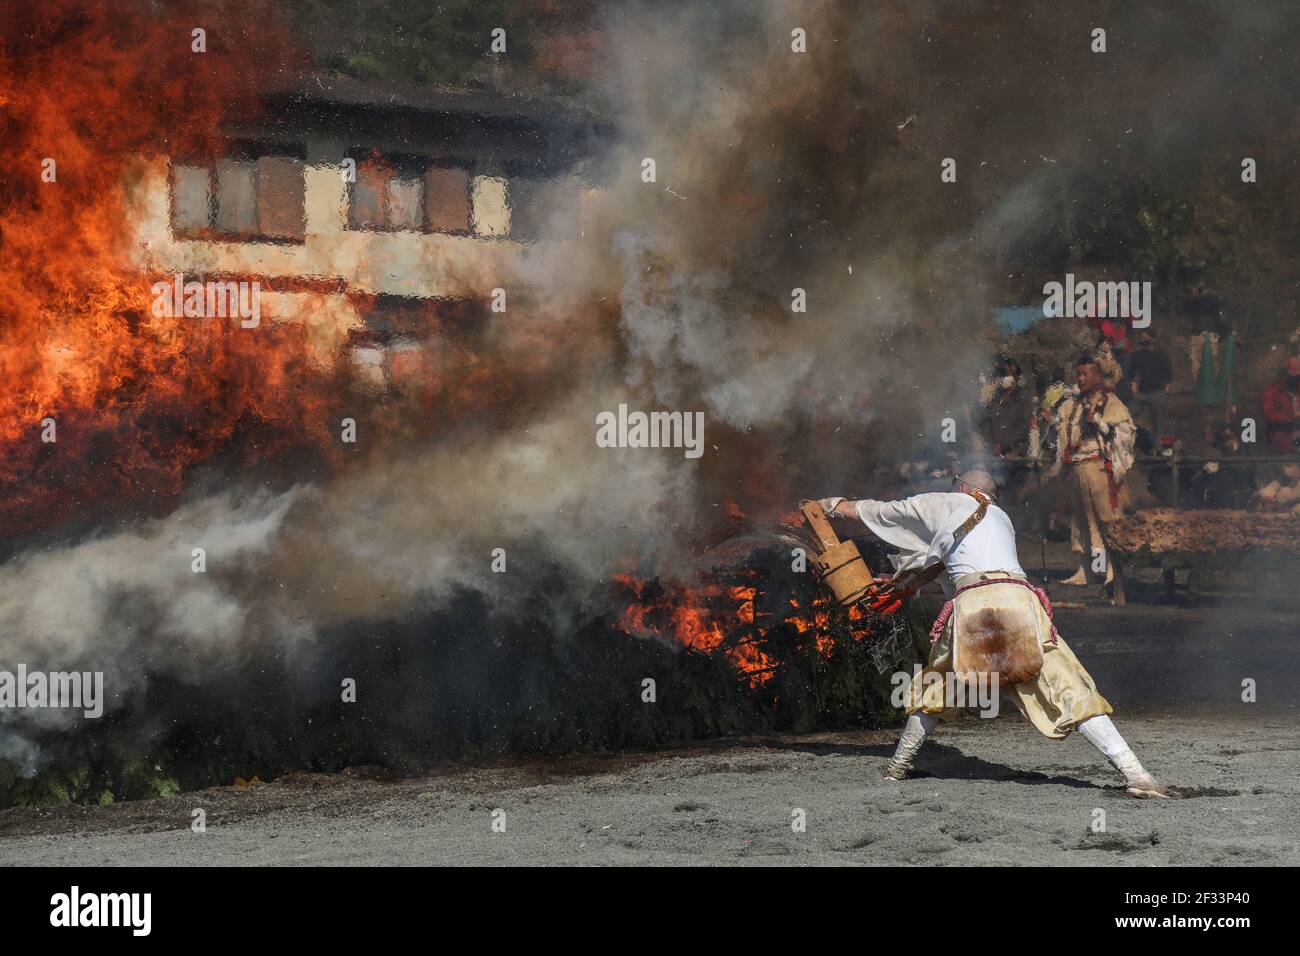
[953,467,998,500]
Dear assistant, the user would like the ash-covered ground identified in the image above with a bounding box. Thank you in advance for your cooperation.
[3,596,1297,866]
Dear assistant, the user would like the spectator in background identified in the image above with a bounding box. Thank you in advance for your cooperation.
[1126,331,1174,441]
[982,358,1035,458]
[1032,367,1072,465]
[978,358,1036,519]
[1260,357,1300,453]
[1189,426,1251,509]
[1087,308,1134,362]
[1255,463,1300,512]
[1051,356,1136,586]
[1094,338,1125,392]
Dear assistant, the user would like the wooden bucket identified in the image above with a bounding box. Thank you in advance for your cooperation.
[810,539,875,605]
[800,502,875,606]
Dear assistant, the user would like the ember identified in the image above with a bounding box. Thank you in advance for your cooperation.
[613,561,888,689]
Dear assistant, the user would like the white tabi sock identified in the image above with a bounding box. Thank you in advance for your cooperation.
[885,713,938,780]
[1078,715,1162,789]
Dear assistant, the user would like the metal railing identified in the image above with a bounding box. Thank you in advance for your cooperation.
[969,451,1300,508]
[1133,453,1300,507]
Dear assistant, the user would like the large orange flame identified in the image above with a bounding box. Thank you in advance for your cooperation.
[0,1,325,534]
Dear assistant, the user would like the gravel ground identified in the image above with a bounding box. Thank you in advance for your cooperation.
[1,713,1296,866]
[3,569,1297,867]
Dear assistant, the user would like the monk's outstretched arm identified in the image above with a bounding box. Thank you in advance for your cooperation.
[811,496,864,522]
[813,496,916,527]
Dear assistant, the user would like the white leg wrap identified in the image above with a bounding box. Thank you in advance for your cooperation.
[1077,715,1128,757]
[885,713,937,780]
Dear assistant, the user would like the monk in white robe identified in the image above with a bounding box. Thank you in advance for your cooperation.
[1052,356,1137,586]
[815,469,1170,798]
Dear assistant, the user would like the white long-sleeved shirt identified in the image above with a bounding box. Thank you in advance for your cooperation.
[852,492,1024,593]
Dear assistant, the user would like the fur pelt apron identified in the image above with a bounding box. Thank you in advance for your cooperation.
[948,576,1046,685]
[906,574,1113,737]
[899,500,1113,738]
[895,494,1047,687]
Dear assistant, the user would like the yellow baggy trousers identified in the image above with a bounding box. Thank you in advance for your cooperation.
[1066,458,1124,559]
[903,574,1113,739]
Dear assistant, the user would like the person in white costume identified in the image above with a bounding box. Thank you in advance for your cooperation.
[814,468,1171,799]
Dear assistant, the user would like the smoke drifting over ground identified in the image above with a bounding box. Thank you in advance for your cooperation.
[2,0,1296,789]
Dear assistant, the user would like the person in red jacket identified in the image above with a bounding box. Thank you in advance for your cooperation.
[1260,357,1300,453]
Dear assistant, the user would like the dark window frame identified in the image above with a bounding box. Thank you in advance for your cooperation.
[344,150,475,236]
[168,141,308,246]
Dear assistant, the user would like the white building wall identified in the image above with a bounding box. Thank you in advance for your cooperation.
[125,156,599,382]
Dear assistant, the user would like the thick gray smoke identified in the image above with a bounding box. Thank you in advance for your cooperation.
[0,412,693,739]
